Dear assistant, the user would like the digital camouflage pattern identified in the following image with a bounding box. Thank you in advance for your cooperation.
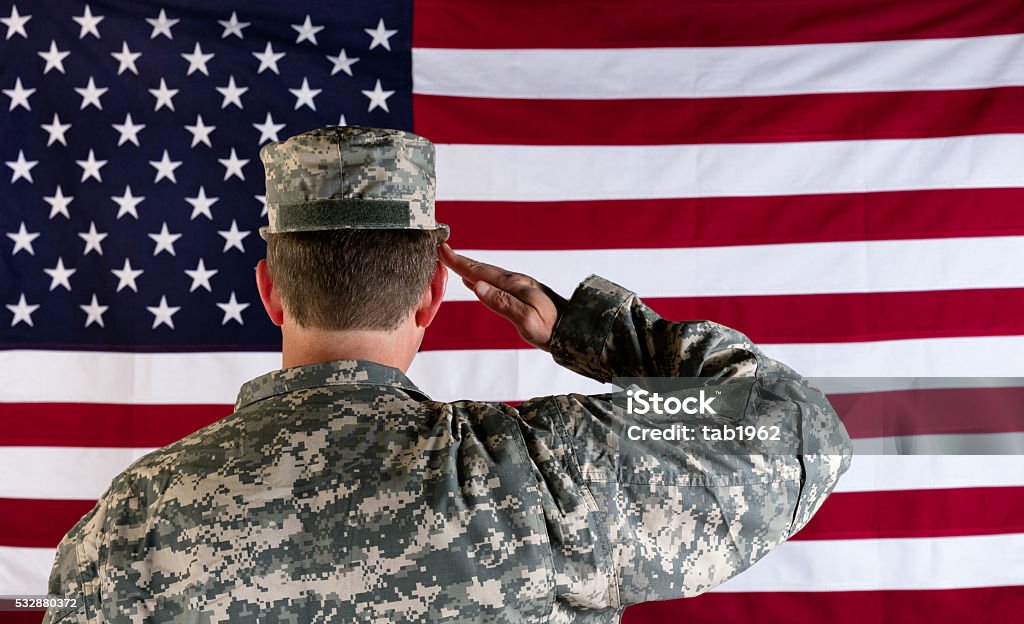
[258,126,448,240]
[45,275,853,623]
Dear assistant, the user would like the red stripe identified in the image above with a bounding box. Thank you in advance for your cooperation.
[415,88,1024,146]
[829,387,1024,439]
[437,189,1024,251]
[3,383,1023,449]
[0,403,230,447]
[791,487,1024,541]
[0,611,46,622]
[426,289,1024,349]
[0,498,95,548]
[623,585,1024,623]
[2,377,1024,450]
[414,0,1024,48]
[5,487,1022,549]
[2,587,1020,621]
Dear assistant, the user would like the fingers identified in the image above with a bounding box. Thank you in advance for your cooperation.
[473,280,533,326]
[439,243,530,296]
[440,243,558,351]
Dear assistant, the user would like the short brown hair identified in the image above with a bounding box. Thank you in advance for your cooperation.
[265,229,440,331]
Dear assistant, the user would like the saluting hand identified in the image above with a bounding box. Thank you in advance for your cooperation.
[439,243,567,352]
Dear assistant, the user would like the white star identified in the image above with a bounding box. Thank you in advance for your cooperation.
[338,114,348,126]
[149,150,181,183]
[218,148,249,181]
[256,194,267,217]
[80,294,108,328]
[252,42,284,75]
[185,186,218,220]
[44,257,76,291]
[41,112,71,146]
[185,258,218,292]
[72,4,103,39]
[148,222,182,256]
[111,258,143,292]
[3,77,35,111]
[219,11,249,39]
[76,149,107,182]
[181,42,214,76]
[184,114,215,148]
[1,5,30,39]
[365,19,397,51]
[43,186,73,219]
[6,222,39,255]
[252,112,285,144]
[148,78,178,112]
[6,150,37,183]
[38,40,70,74]
[291,15,324,45]
[74,76,107,110]
[326,48,359,76]
[111,41,141,75]
[112,112,144,146]
[6,294,39,327]
[362,79,395,113]
[216,76,247,109]
[146,296,180,330]
[146,9,178,40]
[218,219,250,252]
[112,185,145,219]
[217,292,250,325]
[289,78,321,111]
[78,221,107,255]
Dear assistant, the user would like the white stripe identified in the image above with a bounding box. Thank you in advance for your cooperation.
[4,531,1024,596]
[851,432,1024,456]
[759,337,1024,378]
[0,350,279,404]
[5,339,1024,406]
[0,447,155,500]
[834,455,1024,493]
[812,377,1024,394]
[446,237,1024,300]
[0,546,54,595]
[413,34,1024,99]
[3,444,1022,501]
[712,533,1024,592]
[435,135,1024,201]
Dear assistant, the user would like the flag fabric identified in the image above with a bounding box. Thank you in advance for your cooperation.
[2,1,1023,622]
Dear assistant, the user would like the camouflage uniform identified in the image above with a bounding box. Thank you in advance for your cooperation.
[45,274,852,623]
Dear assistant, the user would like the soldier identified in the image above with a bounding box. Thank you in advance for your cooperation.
[45,126,853,623]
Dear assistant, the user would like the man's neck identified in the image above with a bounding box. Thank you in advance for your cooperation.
[281,322,417,372]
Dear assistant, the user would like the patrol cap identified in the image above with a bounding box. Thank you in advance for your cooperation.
[258,125,448,241]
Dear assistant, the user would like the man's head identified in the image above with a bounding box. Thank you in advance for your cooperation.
[264,229,441,332]
[254,126,449,371]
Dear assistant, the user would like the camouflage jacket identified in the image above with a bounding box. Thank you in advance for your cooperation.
[45,275,853,623]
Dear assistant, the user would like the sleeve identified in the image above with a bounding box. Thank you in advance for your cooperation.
[532,274,853,608]
[43,468,152,623]
[42,501,106,623]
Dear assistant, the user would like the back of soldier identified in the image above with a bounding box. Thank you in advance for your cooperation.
[120,373,555,622]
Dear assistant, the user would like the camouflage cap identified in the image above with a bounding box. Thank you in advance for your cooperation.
[258,125,448,240]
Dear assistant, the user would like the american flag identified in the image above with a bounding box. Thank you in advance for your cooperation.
[2,0,1023,622]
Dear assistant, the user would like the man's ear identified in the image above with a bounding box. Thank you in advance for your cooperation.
[255,259,285,327]
[414,260,448,329]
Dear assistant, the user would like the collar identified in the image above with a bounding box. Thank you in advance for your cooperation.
[234,359,431,411]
